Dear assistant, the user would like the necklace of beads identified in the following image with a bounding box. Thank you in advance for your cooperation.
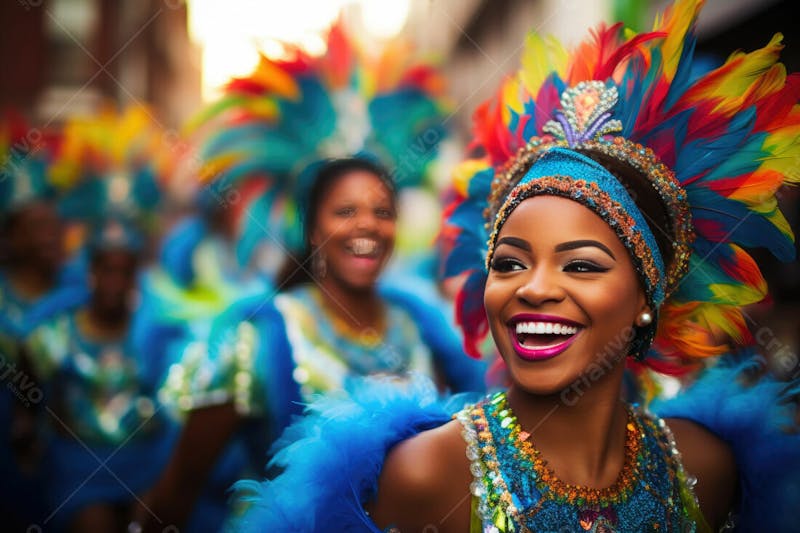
[308,285,387,346]
[457,391,700,532]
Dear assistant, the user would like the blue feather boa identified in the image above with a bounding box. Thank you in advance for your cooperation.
[229,376,477,532]
[654,352,800,531]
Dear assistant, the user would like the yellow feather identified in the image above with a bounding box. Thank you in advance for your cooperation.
[251,56,300,100]
[708,282,765,306]
[502,77,523,122]
[652,0,704,81]
[761,128,800,184]
[519,33,568,97]
[694,34,784,114]
[452,159,490,197]
[241,99,280,121]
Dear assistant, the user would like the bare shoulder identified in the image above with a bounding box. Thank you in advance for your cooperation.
[367,419,472,532]
[665,417,737,529]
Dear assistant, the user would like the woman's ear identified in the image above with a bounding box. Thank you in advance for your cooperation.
[633,287,652,327]
[309,226,320,249]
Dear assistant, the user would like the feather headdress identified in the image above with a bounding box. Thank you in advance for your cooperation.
[47,105,172,252]
[440,0,800,376]
[186,21,450,253]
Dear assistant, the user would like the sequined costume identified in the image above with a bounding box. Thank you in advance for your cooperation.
[226,363,799,533]
[228,376,715,532]
[459,392,702,532]
[24,306,177,528]
[150,280,484,532]
[162,280,486,446]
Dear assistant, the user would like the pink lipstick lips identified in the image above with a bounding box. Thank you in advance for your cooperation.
[508,313,583,361]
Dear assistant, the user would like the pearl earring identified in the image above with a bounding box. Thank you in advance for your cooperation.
[636,311,653,327]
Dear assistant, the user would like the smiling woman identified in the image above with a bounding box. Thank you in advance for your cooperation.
[292,158,398,294]
[129,19,491,532]
[485,195,646,396]
[134,158,487,532]
[226,0,800,531]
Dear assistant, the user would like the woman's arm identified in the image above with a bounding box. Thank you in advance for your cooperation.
[132,402,242,532]
[368,420,472,533]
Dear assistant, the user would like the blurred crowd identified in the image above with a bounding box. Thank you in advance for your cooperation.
[0,21,488,532]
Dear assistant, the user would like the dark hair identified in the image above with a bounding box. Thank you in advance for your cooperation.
[277,157,396,289]
[575,148,674,268]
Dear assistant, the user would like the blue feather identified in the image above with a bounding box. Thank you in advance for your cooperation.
[442,199,488,278]
[674,108,757,180]
[159,216,208,287]
[654,351,800,531]
[228,376,477,532]
[236,187,281,269]
[689,189,795,261]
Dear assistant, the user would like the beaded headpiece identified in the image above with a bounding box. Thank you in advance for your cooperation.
[48,105,171,251]
[440,0,800,372]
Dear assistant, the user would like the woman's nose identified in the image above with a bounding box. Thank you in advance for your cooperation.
[355,210,377,230]
[515,264,566,306]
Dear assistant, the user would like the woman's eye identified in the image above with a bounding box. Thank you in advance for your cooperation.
[490,257,525,273]
[564,260,609,273]
[335,207,356,217]
[375,208,395,219]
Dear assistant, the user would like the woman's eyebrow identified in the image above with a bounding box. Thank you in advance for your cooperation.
[496,236,531,251]
[554,239,616,260]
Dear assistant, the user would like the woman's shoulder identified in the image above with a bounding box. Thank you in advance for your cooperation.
[369,419,472,532]
[664,417,737,530]
[654,353,800,530]
[379,419,468,494]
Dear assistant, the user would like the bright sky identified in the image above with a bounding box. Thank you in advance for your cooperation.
[187,0,411,101]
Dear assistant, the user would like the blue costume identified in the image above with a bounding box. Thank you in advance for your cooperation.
[158,281,486,531]
[229,358,800,532]
[0,116,89,528]
[13,105,180,529]
[25,297,178,529]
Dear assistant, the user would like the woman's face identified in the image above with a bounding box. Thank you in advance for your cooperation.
[484,195,648,396]
[91,250,138,315]
[310,170,396,291]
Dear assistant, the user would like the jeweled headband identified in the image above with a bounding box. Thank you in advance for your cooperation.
[487,147,667,306]
[485,82,694,311]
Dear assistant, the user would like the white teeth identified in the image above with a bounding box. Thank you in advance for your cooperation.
[350,238,378,256]
[515,321,579,335]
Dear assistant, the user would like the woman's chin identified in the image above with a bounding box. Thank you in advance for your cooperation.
[504,359,585,398]
[327,257,387,290]
[328,272,381,292]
